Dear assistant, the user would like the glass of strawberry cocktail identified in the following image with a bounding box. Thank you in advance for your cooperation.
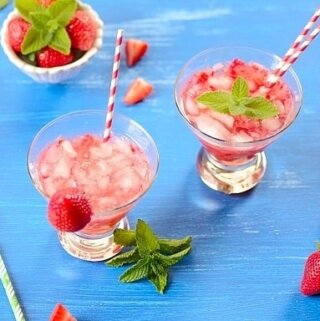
[175,47,302,194]
[28,110,159,261]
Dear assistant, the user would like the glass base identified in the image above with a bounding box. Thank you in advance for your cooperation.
[197,148,267,194]
[58,218,129,262]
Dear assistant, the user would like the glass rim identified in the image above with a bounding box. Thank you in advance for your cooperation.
[27,109,160,213]
[174,45,303,146]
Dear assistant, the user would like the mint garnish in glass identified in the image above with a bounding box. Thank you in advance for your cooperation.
[196,77,279,120]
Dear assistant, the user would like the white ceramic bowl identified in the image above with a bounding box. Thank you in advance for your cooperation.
[0,1,103,83]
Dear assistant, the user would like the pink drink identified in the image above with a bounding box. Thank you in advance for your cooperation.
[34,134,151,235]
[180,59,296,164]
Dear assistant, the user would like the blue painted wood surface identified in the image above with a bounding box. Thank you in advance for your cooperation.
[1,1,320,320]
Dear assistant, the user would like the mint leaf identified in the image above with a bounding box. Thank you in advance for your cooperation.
[28,52,36,62]
[196,91,232,114]
[136,219,159,257]
[21,27,49,55]
[119,257,150,283]
[156,246,191,267]
[232,76,249,101]
[15,0,43,22]
[148,270,168,294]
[244,97,279,119]
[229,102,247,116]
[106,248,141,267]
[150,259,167,276]
[0,0,9,10]
[107,220,192,294]
[48,0,77,26]
[114,229,136,246]
[30,12,50,30]
[196,77,280,120]
[159,236,192,255]
[49,27,71,54]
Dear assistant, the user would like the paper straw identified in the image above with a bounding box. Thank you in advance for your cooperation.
[274,26,320,79]
[267,8,320,86]
[103,29,124,140]
[0,254,26,321]
[272,8,320,77]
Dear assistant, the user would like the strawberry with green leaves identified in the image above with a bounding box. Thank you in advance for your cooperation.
[8,0,97,67]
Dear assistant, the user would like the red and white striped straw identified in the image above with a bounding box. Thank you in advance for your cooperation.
[103,29,124,140]
[272,8,320,76]
[267,8,320,86]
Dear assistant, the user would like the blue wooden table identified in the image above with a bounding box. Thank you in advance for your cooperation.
[1,1,320,320]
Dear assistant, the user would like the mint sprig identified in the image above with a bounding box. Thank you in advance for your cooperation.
[196,77,279,120]
[106,219,192,294]
[15,0,76,55]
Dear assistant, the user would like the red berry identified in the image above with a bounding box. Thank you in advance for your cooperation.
[196,72,209,84]
[36,47,74,68]
[48,188,92,232]
[301,251,320,296]
[67,10,97,51]
[125,39,148,67]
[124,78,153,105]
[8,17,30,53]
[49,303,76,321]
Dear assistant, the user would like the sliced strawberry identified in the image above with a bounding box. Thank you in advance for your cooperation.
[48,188,92,232]
[124,78,153,105]
[49,303,77,321]
[67,10,97,51]
[8,17,31,53]
[125,39,148,67]
[36,47,74,68]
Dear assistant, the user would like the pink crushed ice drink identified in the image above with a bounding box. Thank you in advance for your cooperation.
[35,134,151,234]
[28,110,159,261]
[175,47,302,194]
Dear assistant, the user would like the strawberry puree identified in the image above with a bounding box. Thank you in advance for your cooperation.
[181,59,296,163]
[34,134,151,234]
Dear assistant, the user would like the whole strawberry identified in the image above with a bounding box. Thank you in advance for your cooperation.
[48,188,92,232]
[8,17,30,53]
[301,250,320,296]
[67,10,97,51]
[36,47,74,68]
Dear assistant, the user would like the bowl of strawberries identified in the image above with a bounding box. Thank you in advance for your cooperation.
[0,0,103,83]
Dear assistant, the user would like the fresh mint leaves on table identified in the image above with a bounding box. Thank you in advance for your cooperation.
[196,76,279,120]
[106,219,192,294]
[15,0,77,55]
[0,0,9,10]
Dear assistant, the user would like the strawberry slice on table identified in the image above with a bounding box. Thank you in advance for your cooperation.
[124,78,153,105]
[36,47,74,68]
[49,303,77,321]
[48,188,92,232]
[301,250,320,296]
[125,39,148,67]
[8,17,30,53]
